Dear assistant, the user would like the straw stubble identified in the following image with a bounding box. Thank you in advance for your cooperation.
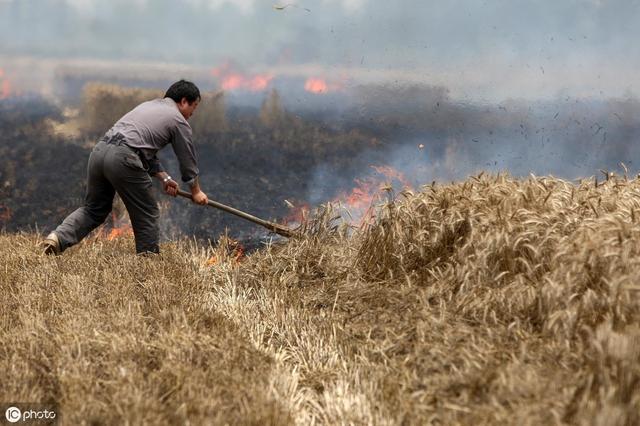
[1,172,639,424]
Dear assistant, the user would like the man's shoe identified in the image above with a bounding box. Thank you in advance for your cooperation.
[42,232,61,255]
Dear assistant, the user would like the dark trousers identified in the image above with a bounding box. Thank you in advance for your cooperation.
[55,140,160,254]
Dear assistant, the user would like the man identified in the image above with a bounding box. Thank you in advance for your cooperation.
[42,80,208,255]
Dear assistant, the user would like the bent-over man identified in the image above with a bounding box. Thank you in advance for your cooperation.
[42,80,208,255]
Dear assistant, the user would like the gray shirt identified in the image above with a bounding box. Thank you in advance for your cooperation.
[104,98,199,187]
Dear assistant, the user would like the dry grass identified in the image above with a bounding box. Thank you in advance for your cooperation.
[0,237,289,424]
[79,82,227,137]
[2,173,640,425]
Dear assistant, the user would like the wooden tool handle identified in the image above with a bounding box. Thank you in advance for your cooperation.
[175,189,295,238]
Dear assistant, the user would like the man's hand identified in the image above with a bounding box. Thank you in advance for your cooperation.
[163,178,179,197]
[156,172,179,196]
[192,190,208,205]
[189,178,208,205]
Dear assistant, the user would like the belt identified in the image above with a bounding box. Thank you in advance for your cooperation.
[103,134,149,169]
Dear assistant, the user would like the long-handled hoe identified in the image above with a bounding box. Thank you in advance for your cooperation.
[175,189,297,238]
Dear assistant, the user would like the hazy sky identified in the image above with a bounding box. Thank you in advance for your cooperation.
[0,0,638,100]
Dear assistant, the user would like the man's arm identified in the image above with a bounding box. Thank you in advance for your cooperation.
[168,120,208,205]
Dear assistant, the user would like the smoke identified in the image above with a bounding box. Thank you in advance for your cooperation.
[1,0,639,240]
[1,80,639,244]
[0,0,639,100]
[304,85,640,205]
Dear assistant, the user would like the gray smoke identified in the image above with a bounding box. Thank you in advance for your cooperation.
[1,0,639,218]
[305,85,640,207]
[1,0,639,100]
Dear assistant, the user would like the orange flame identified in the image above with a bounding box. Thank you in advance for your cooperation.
[205,238,245,266]
[0,67,12,99]
[304,77,328,94]
[334,178,379,225]
[94,211,134,240]
[304,77,344,95]
[279,166,411,227]
[283,200,311,226]
[234,243,245,261]
[211,63,273,92]
[0,204,12,223]
[106,224,134,241]
[371,165,412,188]
[334,165,412,226]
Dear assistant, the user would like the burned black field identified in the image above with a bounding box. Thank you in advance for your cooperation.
[0,87,388,243]
[2,84,639,246]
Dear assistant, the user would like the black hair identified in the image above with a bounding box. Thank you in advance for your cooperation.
[164,80,201,104]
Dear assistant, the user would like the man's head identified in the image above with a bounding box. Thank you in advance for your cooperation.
[164,80,201,120]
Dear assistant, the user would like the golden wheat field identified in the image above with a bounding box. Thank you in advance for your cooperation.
[1,173,640,425]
